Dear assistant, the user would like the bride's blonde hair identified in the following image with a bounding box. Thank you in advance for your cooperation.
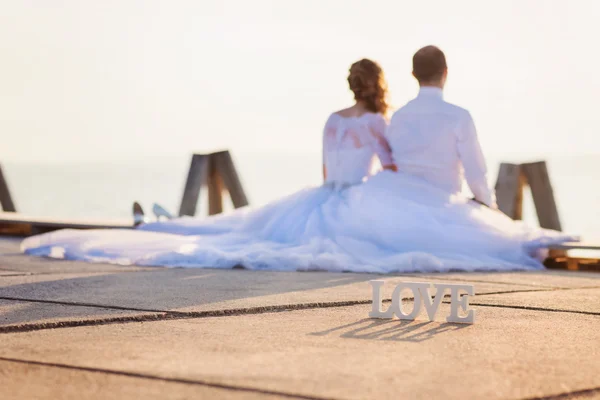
[347,59,389,116]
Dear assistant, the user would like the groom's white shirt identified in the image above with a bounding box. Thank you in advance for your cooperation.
[386,86,496,208]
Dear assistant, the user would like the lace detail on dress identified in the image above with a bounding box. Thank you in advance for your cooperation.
[322,113,393,184]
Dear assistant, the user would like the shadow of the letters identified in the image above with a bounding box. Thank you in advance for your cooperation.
[310,318,470,342]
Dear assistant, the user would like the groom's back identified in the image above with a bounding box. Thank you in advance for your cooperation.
[386,45,494,206]
[387,88,472,195]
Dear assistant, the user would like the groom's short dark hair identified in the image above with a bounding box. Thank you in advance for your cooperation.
[413,46,447,83]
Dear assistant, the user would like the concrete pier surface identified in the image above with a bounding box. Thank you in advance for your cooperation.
[1,237,599,400]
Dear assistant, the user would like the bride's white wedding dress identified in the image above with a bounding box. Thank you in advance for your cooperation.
[21,112,577,273]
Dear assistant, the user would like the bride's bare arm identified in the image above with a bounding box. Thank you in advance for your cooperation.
[322,114,337,182]
[371,115,397,172]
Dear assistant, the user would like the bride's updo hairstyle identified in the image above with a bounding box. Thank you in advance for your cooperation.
[347,59,389,115]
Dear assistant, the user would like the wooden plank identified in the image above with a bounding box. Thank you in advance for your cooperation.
[178,154,209,217]
[544,256,600,272]
[0,164,16,212]
[548,241,600,251]
[0,212,133,236]
[521,161,562,231]
[207,155,224,215]
[494,163,524,220]
[213,151,249,208]
[0,223,30,236]
[0,212,132,229]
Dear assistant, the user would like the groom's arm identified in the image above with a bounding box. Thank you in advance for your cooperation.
[456,111,497,208]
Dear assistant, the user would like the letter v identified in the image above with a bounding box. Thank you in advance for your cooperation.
[420,284,446,321]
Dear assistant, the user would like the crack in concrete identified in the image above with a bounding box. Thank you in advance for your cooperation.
[0,287,554,316]
[0,269,159,277]
[0,299,375,334]
[401,273,600,291]
[0,313,171,334]
[399,273,563,289]
[522,386,600,399]
[0,295,174,313]
[469,288,557,296]
[0,356,337,400]
[1,287,598,334]
[469,302,600,317]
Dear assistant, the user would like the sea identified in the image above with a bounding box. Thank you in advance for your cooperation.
[3,152,599,247]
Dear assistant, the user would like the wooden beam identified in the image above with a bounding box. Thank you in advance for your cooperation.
[0,212,132,237]
[207,155,224,215]
[544,256,600,272]
[520,161,565,258]
[548,241,600,251]
[0,164,16,212]
[178,154,209,217]
[178,151,249,217]
[521,161,562,231]
[212,151,249,208]
[494,163,524,220]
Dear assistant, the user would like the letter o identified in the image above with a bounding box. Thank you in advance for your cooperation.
[390,283,423,320]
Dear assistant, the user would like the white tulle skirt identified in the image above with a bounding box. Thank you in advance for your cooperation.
[21,171,578,273]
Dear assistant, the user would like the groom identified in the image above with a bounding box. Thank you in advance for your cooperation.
[386,46,497,209]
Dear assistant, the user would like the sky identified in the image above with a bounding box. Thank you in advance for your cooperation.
[1,0,600,163]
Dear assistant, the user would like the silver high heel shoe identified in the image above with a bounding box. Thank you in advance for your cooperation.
[133,202,146,227]
[152,203,174,220]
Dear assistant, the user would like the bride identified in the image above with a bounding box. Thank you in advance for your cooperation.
[21,58,577,273]
[134,58,397,237]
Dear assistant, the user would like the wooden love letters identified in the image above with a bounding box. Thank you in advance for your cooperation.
[369,280,475,324]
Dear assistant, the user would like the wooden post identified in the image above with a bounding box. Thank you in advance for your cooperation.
[0,164,16,212]
[178,151,249,217]
[521,161,562,231]
[495,160,565,259]
[212,151,249,208]
[494,163,525,220]
[178,154,209,217]
[521,161,565,258]
[207,156,224,215]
